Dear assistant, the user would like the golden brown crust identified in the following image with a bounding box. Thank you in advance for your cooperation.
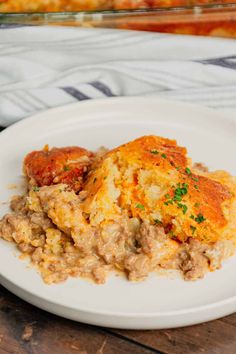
[83,135,234,244]
[1,135,236,285]
[23,136,235,245]
[24,146,93,193]
[188,174,231,228]
[110,135,187,171]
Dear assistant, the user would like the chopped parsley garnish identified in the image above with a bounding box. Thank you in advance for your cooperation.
[154,219,163,225]
[161,153,167,159]
[173,185,188,202]
[175,188,182,196]
[176,166,181,171]
[190,214,195,220]
[150,149,159,155]
[182,187,188,195]
[190,225,197,235]
[164,183,189,215]
[178,187,188,196]
[33,186,40,192]
[63,166,71,171]
[164,200,174,206]
[192,177,199,182]
[177,203,188,214]
[136,203,145,210]
[194,202,200,208]
[194,185,199,190]
[195,213,206,224]
[185,167,191,175]
[173,195,182,202]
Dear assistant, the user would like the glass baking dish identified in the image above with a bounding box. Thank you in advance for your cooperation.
[1,2,236,38]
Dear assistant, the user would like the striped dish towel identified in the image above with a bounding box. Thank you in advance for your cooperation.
[0,26,236,126]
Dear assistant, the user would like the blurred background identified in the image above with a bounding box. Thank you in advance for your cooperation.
[1,0,236,38]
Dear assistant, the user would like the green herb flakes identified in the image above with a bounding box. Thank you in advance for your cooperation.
[174,185,188,199]
[154,219,163,226]
[164,200,174,206]
[192,177,199,182]
[195,213,206,223]
[164,182,189,213]
[173,195,182,202]
[175,188,183,196]
[150,149,159,155]
[136,203,145,210]
[185,167,191,175]
[178,203,188,214]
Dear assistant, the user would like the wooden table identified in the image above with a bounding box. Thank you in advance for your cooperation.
[1,284,236,354]
[0,125,236,354]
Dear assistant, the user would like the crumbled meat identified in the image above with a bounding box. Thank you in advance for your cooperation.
[0,214,33,243]
[96,221,135,264]
[29,212,53,231]
[44,271,69,284]
[10,195,27,213]
[31,247,43,263]
[1,138,235,285]
[179,239,209,280]
[136,222,167,255]
[124,254,150,281]
[204,239,235,271]
[18,242,35,254]
[92,265,111,284]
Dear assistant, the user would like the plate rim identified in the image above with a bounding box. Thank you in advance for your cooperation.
[1,268,236,318]
[1,97,235,135]
[0,97,236,326]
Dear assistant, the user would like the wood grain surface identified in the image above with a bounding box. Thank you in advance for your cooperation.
[0,285,236,354]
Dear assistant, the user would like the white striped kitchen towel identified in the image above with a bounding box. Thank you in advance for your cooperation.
[0,25,236,126]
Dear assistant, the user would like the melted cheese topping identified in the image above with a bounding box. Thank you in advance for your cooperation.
[83,135,235,244]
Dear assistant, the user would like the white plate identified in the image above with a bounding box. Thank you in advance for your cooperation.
[0,97,236,330]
